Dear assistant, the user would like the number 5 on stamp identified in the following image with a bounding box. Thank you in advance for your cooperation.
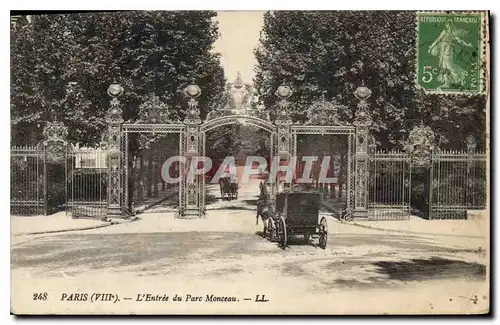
[416,12,485,94]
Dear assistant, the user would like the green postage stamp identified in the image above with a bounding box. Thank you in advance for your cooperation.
[416,12,485,94]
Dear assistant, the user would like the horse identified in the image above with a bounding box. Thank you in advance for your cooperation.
[256,197,274,225]
[229,182,238,200]
[219,177,231,200]
[259,181,269,197]
[256,181,273,225]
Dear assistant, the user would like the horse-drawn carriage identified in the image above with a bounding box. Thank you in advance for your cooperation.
[219,176,238,200]
[256,184,328,250]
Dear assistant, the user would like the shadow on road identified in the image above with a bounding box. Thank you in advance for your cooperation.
[205,193,219,205]
[207,206,254,211]
[254,231,265,237]
[372,257,486,282]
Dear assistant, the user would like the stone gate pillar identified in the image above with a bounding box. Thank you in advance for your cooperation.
[106,82,124,218]
[353,85,373,219]
[182,84,203,218]
[274,84,294,193]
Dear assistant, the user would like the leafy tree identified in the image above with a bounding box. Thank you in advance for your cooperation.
[254,11,486,151]
[11,11,225,147]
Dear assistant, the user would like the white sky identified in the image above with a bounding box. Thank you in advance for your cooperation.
[212,11,265,85]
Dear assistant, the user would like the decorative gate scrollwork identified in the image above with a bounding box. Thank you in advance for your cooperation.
[43,120,69,215]
[406,122,436,219]
[43,120,68,164]
[407,122,435,167]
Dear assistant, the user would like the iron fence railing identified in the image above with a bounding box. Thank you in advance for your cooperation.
[10,146,45,216]
[368,148,487,220]
[430,149,487,219]
[10,144,108,218]
[66,146,108,219]
[11,142,488,222]
[368,150,411,220]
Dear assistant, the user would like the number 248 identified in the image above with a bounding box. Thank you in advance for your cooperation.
[421,66,438,83]
[33,292,48,300]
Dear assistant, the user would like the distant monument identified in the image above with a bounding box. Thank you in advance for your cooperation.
[206,72,269,121]
[228,72,250,113]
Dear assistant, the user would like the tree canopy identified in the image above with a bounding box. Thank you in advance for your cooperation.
[11,11,225,146]
[254,11,486,150]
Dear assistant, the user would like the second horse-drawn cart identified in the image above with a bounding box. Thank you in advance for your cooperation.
[263,191,328,250]
[219,176,238,200]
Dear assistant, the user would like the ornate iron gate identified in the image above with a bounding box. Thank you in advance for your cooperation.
[200,114,276,213]
[368,148,411,220]
[291,126,356,215]
[66,144,108,219]
[121,124,185,216]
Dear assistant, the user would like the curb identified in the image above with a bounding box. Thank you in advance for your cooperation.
[12,217,140,236]
[321,201,485,239]
[14,191,176,237]
[13,223,112,236]
[335,219,485,239]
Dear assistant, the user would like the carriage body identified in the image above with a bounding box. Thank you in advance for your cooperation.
[275,192,320,234]
[264,191,328,249]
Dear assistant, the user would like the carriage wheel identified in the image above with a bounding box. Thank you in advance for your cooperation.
[267,218,276,242]
[318,217,328,249]
[277,214,287,250]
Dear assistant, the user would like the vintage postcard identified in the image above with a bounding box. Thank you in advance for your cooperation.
[10,10,490,315]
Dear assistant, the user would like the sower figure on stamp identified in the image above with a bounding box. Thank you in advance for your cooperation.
[428,19,473,89]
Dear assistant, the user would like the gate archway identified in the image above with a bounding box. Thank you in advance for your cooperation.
[199,115,278,214]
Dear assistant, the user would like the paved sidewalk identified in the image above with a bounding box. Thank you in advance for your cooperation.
[349,211,489,238]
[11,212,111,236]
